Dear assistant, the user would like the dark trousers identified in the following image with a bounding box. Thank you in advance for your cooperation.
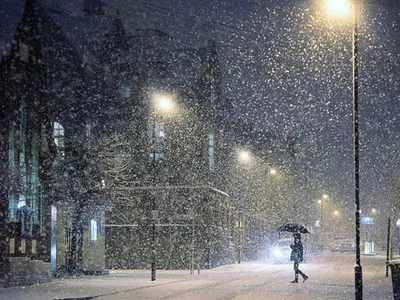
[294,261,306,279]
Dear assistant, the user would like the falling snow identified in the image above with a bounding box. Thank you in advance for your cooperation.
[1,0,400,299]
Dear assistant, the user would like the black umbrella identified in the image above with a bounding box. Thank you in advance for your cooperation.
[278,224,310,234]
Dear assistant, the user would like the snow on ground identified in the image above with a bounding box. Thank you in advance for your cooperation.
[0,252,395,300]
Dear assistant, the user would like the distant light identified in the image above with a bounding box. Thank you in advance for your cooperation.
[361,217,374,225]
[326,0,351,17]
[371,208,376,214]
[272,248,282,258]
[333,210,339,216]
[239,150,251,162]
[154,94,174,112]
[317,199,322,204]
[322,194,329,199]
[396,219,400,228]
[269,168,277,175]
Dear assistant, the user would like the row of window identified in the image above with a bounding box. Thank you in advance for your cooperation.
[52,122,216,170]
[7,118,216,222]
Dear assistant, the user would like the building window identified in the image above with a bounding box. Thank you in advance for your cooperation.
[30,130,40,222]
[19,97,27,195]
[209,133,215,171]
[90,219,97,242]
[8,97,41,222]
[150,122,165,160]
[53,122,65,158]
[120,86,131,98]
[8,122,18,219]
[8,97,28,219]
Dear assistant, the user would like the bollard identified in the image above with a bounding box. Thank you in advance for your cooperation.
[390,262,400,300]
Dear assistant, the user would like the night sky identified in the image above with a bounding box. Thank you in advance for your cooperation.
[101,0,400,217]
[2,0,399,219]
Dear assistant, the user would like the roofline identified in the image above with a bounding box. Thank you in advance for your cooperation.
[115,185,229,197]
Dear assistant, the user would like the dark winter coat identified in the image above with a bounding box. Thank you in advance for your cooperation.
[290,242,304,262]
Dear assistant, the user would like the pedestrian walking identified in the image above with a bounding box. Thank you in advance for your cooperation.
[290,233,308,283]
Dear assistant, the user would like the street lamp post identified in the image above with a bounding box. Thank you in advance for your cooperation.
[317,199,323,243]
[150,102,157,282]
[237,150,250,264]
[150,93,174,281]
[325,1,362,298]
[351,2,363,299]
[236,212,243,264]
[318,199,323,225]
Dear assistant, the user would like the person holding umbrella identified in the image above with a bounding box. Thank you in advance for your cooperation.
[277,224,310,283]
[290,232,308,283]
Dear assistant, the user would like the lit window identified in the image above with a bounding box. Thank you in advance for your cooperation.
[17,194,27,208]
[149,122,165,160]
[90,219,97,241]
[121,86,131,98]
[53,122,65,158]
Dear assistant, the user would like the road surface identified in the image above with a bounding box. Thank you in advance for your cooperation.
[0,253,394,300]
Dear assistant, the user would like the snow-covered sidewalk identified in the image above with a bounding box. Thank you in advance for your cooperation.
[0,254,395,300]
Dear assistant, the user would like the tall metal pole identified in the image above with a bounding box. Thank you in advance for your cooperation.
[151,106,157,281]
[320,201,323,243]
[238,213,242,264]
[386,217,391,277]
[353,1,363,299]
[320,202,323,226]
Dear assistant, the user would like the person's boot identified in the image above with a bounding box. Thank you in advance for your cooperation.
[291,275,298,283]
[302,275,308,283]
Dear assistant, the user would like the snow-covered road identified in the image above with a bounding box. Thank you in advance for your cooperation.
[0,253,394,300]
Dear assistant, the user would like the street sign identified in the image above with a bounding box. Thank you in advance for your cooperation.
[361,217,374,225]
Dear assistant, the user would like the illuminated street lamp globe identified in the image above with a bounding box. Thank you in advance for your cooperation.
[238,150,251,162]
[269,168,277,176]
[154,93,174,112]
[326,0,351,17]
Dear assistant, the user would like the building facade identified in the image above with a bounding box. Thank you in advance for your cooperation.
[0,0,235,283]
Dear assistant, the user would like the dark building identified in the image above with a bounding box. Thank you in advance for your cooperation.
[0,0,57,286]
[0,0,320,283]
[0,0,235,283]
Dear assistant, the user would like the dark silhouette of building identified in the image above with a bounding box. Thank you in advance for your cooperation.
[0,0,235,284]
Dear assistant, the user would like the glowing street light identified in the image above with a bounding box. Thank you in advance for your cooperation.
[150,92,175,282]
[325,1,363,298]
[154,93,175,113]
[238,150,252,163]
[326,0,352,17]
[269,168,277,176]
[322,194,329,200]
